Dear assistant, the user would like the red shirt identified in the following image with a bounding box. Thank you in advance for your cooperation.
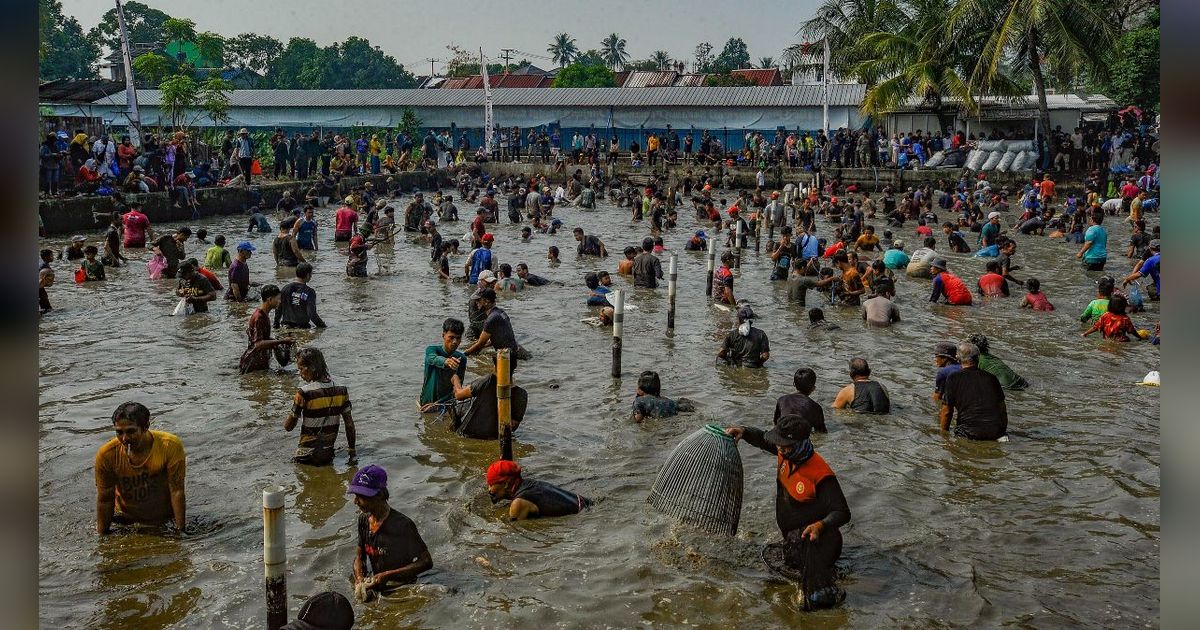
[1090,312,1136,341]
[822,241,845,258]
[334,207,359,235]
[916,225,933,237]
[1121,183,1139,199]
[1039,180,1055,198]
[122,210,150,247]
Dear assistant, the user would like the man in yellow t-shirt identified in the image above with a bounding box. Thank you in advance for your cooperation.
[95,402,186,534]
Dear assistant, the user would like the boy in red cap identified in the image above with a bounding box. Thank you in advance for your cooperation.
[485,460,592,521]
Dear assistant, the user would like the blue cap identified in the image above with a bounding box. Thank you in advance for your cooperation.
[236,241,256,252]
[347,464,387,497]
[695,230,707,238]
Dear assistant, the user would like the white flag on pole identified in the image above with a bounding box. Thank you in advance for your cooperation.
[481,48,494,154]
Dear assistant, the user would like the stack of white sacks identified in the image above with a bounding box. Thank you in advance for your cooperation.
[924,139,1038,172]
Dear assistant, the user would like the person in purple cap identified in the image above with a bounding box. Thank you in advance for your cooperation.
[349,465,433,601]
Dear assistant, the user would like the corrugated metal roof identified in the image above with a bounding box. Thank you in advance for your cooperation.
[93,84,868,109]
[622,71,679,88]
[672,74,707,87]
[730,69,783,87]
[612,72,630,87]
[890,93,1117,113]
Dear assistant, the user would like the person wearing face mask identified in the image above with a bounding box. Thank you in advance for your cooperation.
[347,465,433,602]
[724,415,851,610]
[484,460,592,521]
[717,304,770,368]
[94,402,187,534]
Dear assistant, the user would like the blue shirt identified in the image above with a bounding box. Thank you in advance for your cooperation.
[468,248,493,284]
[587,285,611,306]
[1139,253,1160,293]
[296,218,318,249]
[882,249,910,269]
[935,363,962,396]
[1083,225,1108,262]
[797,233,820,260]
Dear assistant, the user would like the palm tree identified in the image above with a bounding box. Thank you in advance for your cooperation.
[851,0,1022,131]
[950,0,1117,139]
[758,56,775,69]
[797,0,904,81]
[600,33,629,71]
[547,33,578,68]
[650,50,672,71]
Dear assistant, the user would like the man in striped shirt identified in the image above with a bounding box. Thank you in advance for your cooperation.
[284,348,357,465]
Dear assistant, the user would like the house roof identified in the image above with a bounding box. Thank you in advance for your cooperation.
[672,74,707,87]
[621,71,679,88]
[39,79,126,104]
[612,72,630,87]
[888,93,1118,113]
[91,84,869,109]
[730,68,783,87]
[438,74,554,88]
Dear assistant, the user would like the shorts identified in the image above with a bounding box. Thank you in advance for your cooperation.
[1083,259,1106,271]
[334,232,351,242]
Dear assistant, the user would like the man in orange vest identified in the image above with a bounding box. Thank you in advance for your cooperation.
[725,414,851,610]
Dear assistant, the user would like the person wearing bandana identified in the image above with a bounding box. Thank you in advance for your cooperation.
[717,305,770,368]
[725,415,851,610]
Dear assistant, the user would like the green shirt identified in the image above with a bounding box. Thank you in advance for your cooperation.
[1080,298,1109,323]
[420,345,467,405]
[204,245,231,270]
[978,352,1028,390]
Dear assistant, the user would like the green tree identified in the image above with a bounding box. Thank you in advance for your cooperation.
[950,0,1117,138]
[575,49,607,67]
[89,1,173,54]
[1102,21,1159,114]
[444,44,511,77]
[552,63,616,88]
[624,59,662,71]
[548,33,578,67]
[399,107,423,139]
[132,51,174,85]
[195,32,225,68]
[39,0,100,80]
[324,37,417,88]
[158,74,233,129]
[797,0,904,80]
[852,0,1020,130]
[651,50,673,71]
[601,33,629,70]
[693,42,714,73]
[704,73,756,87]
[161,17,196,50]
[712,37,751,73]
[198,77,234,125]
[225,33,283,74]
[263,37,327,88]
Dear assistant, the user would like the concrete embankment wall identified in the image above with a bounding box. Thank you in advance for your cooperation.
[478,161,1084,195]
[38,171,437,236]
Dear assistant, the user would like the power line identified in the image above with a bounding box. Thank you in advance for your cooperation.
[424,57,441,77]
[499,48,516,72]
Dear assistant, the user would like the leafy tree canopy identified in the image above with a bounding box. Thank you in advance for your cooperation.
[39,0,100,80]
[552,63,616,88]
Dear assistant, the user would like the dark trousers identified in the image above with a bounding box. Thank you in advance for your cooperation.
[1084,259,1106,271]
[784,526,842,592]
[239,157,254,185]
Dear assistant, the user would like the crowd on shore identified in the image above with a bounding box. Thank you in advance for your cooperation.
[39,123,1162,625]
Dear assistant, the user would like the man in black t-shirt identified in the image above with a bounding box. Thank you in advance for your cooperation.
[349,465,433,600]
[462,289,518,376]
[774,367,827,433]
[175,261,216,313]
[939,342,1008,440]
[718,305,770,368]
[447,368,528,439]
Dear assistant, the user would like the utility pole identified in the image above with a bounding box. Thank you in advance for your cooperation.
[500,48,516,73]
[424,58,440,78]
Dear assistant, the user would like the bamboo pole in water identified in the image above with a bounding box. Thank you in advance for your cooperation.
[705,238,716,297]
[263,486,287,630]
[667,254,678,332]
[611,289,624,378]
[497,348,513,461]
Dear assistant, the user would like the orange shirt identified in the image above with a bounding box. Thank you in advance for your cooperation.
[1040,180,1055,198]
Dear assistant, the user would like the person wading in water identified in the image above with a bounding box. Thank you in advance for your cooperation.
[724,415,851,610]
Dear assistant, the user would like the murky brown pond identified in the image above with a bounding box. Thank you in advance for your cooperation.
[39,187,1158,628]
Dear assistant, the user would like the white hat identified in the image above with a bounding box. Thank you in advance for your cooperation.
[988,212,1000,220]
[477,270,496,283]
[1136,370,1160,386]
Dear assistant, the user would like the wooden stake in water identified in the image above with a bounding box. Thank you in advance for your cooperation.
[754,211,761,254]
[705,238,716,297]
[734,219,743,269]
[263,486,287,630]
[667,254,678,332]
[611,289,624,378]
[497,348,513,461]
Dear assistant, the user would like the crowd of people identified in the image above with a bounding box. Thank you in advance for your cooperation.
[38,117,1162,625]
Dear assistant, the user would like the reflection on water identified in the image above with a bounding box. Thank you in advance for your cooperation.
[40,192,1158,627]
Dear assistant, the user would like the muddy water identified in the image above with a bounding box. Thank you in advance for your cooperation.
[39,193,1158,628]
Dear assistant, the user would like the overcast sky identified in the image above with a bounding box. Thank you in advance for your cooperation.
[61,0,822,74]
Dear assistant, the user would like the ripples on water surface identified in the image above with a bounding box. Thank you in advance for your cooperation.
[39,191,1158,628]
